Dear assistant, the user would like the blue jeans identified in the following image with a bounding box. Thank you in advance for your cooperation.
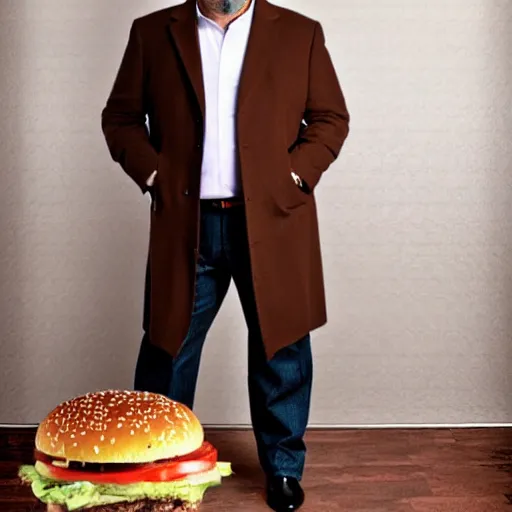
[134,204,313,479]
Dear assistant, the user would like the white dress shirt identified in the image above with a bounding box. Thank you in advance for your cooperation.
[196,0,255,199]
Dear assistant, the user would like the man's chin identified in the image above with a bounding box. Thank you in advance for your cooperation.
[210,0,248,16]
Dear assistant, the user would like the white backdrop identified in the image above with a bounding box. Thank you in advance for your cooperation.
[0,0,511,426]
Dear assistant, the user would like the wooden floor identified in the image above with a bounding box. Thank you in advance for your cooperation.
[0,427,511,511]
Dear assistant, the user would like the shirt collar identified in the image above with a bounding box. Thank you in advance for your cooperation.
[196,0,255,27]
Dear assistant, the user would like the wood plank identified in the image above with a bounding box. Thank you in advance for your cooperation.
[0,428,510,511]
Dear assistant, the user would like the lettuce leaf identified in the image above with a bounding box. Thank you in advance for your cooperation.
[19,462,232,511]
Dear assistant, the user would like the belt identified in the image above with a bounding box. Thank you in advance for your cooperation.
[200,198,244,209]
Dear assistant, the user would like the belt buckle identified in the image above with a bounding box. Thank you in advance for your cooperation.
[209,199,237,209]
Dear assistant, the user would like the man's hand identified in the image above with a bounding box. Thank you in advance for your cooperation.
[145,170,159,211]
[291,171,310,194]
[146,170,157,187]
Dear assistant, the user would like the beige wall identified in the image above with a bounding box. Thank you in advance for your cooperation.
[0,0,511,426]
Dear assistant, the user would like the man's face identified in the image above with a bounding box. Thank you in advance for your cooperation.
[201,0,248,15]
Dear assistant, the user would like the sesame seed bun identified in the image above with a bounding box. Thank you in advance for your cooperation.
[35,390,204,464]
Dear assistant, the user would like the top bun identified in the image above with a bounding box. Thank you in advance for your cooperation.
[35,390,204,464]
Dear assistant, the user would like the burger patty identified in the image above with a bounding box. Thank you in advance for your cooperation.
[87,499,197,512]
[44,499,197,512]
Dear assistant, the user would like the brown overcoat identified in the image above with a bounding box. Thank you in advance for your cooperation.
[101,0,350,360]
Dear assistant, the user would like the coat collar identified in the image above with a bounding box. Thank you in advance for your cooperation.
[167,0,280,118]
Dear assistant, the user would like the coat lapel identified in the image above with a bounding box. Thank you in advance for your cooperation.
[237,0,280,113]
[168,0,205,117]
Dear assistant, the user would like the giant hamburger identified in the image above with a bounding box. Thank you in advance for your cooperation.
[19,390,231,511]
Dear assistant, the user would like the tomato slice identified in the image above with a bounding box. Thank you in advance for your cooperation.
[38,442,218,484]
[181,441,217,465]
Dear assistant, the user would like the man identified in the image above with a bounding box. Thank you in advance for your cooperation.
[101,0,349,509]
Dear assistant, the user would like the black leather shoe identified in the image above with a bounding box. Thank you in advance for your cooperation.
[266,476,305,511]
